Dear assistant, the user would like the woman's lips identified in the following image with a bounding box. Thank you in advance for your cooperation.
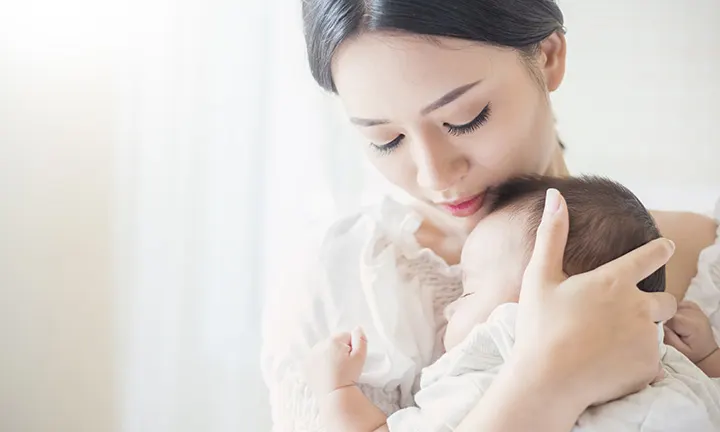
[438,193,486,217]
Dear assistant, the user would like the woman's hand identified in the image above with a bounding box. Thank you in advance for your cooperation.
[514,188,677,407]
[455,189,677,432]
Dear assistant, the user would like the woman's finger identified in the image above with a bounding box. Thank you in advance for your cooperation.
[651,363,666,384]
[524,189,569,286]
[645,292,678,323]
[597,238,675,285]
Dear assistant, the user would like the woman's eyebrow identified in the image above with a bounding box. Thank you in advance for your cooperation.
[420,80,481,115]
[349,117,389,127]
[349,79,482,127]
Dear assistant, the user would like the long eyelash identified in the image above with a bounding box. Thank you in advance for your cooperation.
[370,134,404,155]
[445,103,492,137]
[368,103,491,154]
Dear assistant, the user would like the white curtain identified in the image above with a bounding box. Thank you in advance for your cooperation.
[1,0,388,430]
[114,1,377,431]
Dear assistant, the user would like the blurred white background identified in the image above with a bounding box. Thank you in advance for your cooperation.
[0,0,718,431]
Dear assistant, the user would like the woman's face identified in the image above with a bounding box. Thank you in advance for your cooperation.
[332,33,566,230]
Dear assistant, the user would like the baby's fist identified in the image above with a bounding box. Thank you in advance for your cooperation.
[305,327,368,396]
[664,301,718,364]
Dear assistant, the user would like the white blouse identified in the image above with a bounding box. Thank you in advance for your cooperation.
[260,197,720,432]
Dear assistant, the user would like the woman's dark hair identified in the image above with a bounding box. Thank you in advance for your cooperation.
[301,0,566,93]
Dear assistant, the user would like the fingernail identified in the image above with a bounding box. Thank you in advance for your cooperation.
[543,188,561,217]
[668,240,676,253]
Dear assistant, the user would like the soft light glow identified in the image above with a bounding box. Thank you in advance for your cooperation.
[0,0,130,59]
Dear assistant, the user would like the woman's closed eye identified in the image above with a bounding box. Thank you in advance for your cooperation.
[445,102,492,136]
[370,134,405,156]
[368,102,493,155]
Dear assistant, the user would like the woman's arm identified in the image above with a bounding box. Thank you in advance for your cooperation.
[456,189,678,432]
[651,210,717,300]
[454,355,586,432]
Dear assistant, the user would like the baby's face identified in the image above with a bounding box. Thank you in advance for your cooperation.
[443,209,529,350]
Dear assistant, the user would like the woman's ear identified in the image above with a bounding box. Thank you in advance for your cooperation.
[537,32,567,92]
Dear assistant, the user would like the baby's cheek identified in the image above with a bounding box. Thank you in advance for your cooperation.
[473,286,517,316]
[444,311,472,351]
[444,299,495,350]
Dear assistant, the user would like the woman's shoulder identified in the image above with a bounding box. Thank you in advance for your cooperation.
[651,200,719,300]
[651,207,718,248]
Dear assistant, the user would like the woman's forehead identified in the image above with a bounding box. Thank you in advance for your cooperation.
[331,32,524,117]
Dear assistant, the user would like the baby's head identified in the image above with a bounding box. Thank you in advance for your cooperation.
[443,175,665,349]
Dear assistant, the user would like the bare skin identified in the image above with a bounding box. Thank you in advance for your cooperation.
[651,211,717,300]
[308,191,679,432]
[332,32,716,300]
[414,192,717,301]
[325,29,716,431]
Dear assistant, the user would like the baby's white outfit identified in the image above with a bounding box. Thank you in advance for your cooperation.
[387,303,720,432]
[261,197,720,431]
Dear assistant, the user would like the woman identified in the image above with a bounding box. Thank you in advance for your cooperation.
[261,1,720,430]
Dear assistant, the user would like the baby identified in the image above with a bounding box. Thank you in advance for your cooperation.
[307,176,720,432]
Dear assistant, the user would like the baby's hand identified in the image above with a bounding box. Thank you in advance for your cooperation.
[664,301,718,364]
[305,327,368,397]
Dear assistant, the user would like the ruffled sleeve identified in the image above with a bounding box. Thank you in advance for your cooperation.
[683,198,720,344]
[260,211,379,431]
[259,220,337,432]
[260,198,444,430]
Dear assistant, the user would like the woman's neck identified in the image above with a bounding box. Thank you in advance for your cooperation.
[546,147,570,177]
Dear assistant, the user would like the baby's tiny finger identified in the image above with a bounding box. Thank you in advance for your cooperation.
[350,327,368,360]
[667,315,694,337]
[678,301,702,312]
[330,332,352,353]
[664,325,690,353]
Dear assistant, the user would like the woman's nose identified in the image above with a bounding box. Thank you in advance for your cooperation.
[412,134,468,192]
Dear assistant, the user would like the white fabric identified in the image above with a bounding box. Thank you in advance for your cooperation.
[387,303,720,432]
[261,197,720,431]
[683,199,720,345]
[261,197,462,431]
[112,1,358,431]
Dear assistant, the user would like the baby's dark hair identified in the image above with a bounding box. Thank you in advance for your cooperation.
[487,175,665,292]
